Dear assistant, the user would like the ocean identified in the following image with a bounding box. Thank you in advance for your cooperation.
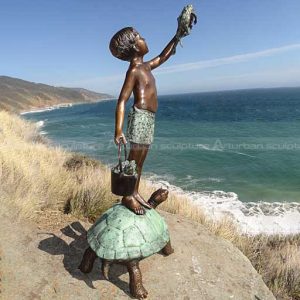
[23,87,300,235]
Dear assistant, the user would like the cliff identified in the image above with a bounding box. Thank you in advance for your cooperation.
[0,76,113,113]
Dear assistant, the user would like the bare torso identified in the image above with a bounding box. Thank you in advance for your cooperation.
[130,63,158,113]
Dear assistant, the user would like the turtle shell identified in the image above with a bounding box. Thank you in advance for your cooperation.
[87,204,170,260]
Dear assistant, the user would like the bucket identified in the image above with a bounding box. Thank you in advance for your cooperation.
[111,140,137,196]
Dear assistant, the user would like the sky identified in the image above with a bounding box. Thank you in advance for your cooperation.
[1,0,300,96]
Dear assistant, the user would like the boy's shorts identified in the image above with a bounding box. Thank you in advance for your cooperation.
[126,105,155,145]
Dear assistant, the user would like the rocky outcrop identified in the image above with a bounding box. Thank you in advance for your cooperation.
[0,204,275,300]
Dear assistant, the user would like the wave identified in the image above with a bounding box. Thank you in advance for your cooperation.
[35,120,48,135]
[20,103,73,115]
[196,144,256,158]
[21,107,55,115]
[229,151,256,158]
[145,173,300,235]
[196,144,224,151]
[35,120,45,128]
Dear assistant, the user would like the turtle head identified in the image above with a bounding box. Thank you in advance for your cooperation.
[148,188,169,208]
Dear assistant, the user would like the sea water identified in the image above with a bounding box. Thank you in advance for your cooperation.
[23,88,300,235]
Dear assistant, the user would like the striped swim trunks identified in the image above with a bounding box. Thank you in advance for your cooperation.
[126,105,155,145]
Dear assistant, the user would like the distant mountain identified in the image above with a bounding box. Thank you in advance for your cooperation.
[0,76,114,113]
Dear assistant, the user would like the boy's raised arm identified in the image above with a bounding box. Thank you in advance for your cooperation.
[146,35,179,70]
[114,70,136,145]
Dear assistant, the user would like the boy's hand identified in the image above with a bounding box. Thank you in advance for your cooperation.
[114,132,127,145]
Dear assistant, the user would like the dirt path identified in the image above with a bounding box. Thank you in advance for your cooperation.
[0,204,275,300]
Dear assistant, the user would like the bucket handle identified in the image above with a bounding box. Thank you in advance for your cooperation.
[118,137,127,173]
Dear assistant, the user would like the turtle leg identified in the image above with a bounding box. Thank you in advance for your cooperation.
[101,259,111,280]
[79,246,97,273]
[126,260,148,299]
[162,240,174,256]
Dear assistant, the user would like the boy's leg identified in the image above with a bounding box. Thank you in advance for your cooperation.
[131,143,151,207]
[122,142,151,215]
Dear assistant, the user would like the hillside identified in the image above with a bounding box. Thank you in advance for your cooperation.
[1,111,298,299]
[0,76,114,113]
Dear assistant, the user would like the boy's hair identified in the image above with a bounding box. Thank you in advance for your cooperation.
[109,27,139,61]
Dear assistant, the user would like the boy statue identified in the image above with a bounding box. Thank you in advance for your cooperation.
[110,8,196,215]
[110,28,179,215]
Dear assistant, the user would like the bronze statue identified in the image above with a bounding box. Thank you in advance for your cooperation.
[79,5,196,299]
[112,5,196,216]
[79,189,174,299]
[109,13,196,214]
[111,29,178,215]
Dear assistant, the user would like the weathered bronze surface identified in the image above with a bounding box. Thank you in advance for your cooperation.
[111,26,180,215]
[79,189,174,299]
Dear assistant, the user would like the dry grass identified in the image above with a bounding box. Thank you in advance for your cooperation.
[237,234,300,300]
[0,110,118,220]
[1,110,300,299]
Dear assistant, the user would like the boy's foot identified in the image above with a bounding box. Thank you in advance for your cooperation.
[133,192,152,209]
[122,195,145,215]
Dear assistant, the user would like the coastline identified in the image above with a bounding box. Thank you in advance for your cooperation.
[25,104,300,237]
[146,176,300,236]
[19,97,116,115]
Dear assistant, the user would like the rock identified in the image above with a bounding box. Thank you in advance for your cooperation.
[0,205,275,299]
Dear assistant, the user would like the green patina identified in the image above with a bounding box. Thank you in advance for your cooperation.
[112,159,138,176]
[126,105,155,145]
[87,204,170,260]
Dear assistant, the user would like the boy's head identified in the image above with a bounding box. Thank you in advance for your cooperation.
[109,27,140,61]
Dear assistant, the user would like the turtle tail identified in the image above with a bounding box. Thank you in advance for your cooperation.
[101,259,111,280]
